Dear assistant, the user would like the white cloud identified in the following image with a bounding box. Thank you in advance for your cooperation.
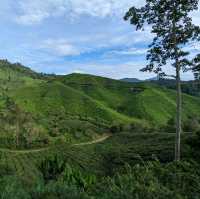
[40,39,81,56]
[191,6,200,25]
[15,0,68,25]
[110,48,147,56]
[14,0,199,26]
[14,0,144,25]
[69,0,140,18]
[64,61,194,80]
[184,43,200,52]
[49,60,153,79]
[72,70,86,74]
[16,13,49,25]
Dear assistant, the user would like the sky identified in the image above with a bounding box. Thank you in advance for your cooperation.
[0,0,200,80]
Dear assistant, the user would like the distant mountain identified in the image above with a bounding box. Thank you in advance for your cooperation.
[120,76,159,83]
[120,78,141,83]
[121,75,200,97]
[145,76,159,81]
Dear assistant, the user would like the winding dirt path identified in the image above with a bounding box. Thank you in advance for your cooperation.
[0,147,49,154]
[73,134,111,146]
[0,134,111,154]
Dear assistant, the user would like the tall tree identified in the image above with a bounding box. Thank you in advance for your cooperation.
[124,0,200,161]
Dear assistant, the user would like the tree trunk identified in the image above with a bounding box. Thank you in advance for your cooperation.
[175,66,182,161]
[172,2,182,161]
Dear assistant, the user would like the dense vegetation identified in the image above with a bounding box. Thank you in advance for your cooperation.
[121,78,200,97]
[0,60,200,198]
[0,137,200,199]
[0,130,199,199]
[150,79,200,97]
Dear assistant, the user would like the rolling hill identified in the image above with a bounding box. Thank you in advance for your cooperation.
[58,73,200,125]
[0,60,200,148]
[0,59,200,125]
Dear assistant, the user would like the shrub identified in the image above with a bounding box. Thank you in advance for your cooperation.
[183,118,200,133]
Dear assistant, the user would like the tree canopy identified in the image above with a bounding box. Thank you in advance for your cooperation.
[124,0,200,77]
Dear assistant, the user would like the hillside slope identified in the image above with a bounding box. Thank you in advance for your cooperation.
[11,81,136,125]
[58,73,200,125]
[1,62,200,128]
[0,61,200,148]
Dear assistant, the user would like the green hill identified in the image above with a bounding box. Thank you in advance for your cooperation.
[58,73,200,125]
[0,60,200,149]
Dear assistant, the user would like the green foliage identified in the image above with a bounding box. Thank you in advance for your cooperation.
[0,176,31,199]
[183,117,200,133]
[61,164,97,189]
[91,161,200,199]
[186,131,200,162]
[1,61,200,150]
[0,161,200,199]
[0,97,49,149]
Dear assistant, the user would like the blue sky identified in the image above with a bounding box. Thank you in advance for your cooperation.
[0,0,200,80]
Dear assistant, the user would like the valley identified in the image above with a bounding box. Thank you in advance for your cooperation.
[0,60,200,198]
